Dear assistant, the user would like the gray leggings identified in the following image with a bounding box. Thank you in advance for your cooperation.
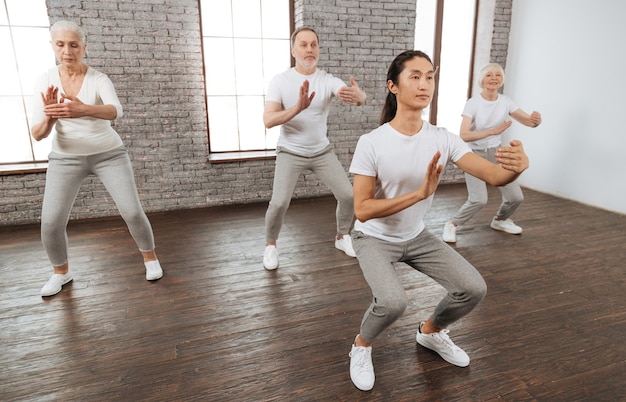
[41,147,155,266]
[351,230,487,343]
[452,147,524,226]
[265,147,354,243]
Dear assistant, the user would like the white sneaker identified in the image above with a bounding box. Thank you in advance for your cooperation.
[442,222,457,243]
[415,322,470,367]
[145,260,163,281]
[263,245,279,270]
[490,217,522,234]
[41,273,73,297]
[335,235,356,257]
[349,340,375,391]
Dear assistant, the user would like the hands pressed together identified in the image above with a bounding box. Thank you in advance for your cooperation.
[41,84,85,119]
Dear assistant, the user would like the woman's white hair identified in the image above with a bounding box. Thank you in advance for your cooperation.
[478,63,505,88]
[50,20,86,43]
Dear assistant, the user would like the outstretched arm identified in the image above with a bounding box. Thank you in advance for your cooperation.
[510,108,542,128]
[455,140,529,186]
[337,76,367,106]
[354,151,442,222]
[263,79,315,128]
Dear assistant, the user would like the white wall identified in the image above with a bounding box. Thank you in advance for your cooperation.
[504,0,626,215]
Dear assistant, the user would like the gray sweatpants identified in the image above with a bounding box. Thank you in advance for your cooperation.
[452,147,524,226]
[351,229,487,343]
[265,146,354,243]
[41,146,155,266]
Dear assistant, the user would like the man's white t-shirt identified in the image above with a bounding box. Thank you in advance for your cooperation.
[266,68,345,156]
[349,122,471,242]
[462,93,519,150]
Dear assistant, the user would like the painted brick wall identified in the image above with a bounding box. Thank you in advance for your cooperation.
[0,0,507,226]
[492,0,512,68]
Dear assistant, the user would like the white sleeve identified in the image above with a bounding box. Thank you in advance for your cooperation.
[96,74,123,119]
[349,135,377,177]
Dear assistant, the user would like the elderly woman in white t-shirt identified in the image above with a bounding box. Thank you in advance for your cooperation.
[31,21,163,297]
[442,63,542,243]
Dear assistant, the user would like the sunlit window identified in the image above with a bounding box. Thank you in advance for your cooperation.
[415,0,477,132]
[199,0,291,153]
[0,0,55,165]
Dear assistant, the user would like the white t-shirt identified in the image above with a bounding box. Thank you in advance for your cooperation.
[32,66,124,156]
[350,122,471,242]
[462,93,519,150]
[266,68,345,156]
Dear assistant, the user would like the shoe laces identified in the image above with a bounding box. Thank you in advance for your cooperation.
[350,346,372,371]
[432,329,461,351]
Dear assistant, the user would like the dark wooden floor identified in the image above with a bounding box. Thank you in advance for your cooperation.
[1,183,625,401]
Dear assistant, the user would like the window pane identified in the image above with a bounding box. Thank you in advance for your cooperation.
[233,38,264,95]
[204,38,236,96]
[0,96,33,162]
[438,0,476,132]
[415,0,476,131]
[237,96,266,150]
[414,0,436,56]
[232,0,261,38]
[13,27,56,96]
[5,0,49,26]
[201,0,290,153]
[414,0,437,121]
[200,0,232,37]
[207,96,239,152]
[263,39,290,90]
[0,4,8,25]
[0,0,56,165]
[261,0,290,38]
[0,27,22,95]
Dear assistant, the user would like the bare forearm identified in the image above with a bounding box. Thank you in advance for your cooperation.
[483,166,522,187]
[83,104,118,120]
[355,190,425,222]
[460,128,494,142]
[31,117,56,141]
[263,105,300,129]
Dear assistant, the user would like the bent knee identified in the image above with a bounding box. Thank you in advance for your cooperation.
[371,295,408,319]
[465,279,487,302]
[268,198,291,213]
[334,189,353,205]
[40,221,63,240]
[468,197,488,208]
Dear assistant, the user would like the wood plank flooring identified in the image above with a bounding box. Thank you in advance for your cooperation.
[1,183,625,401]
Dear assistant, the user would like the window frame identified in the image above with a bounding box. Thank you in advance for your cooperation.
[0,0,56,174]
[420,0,480,127]
[199,0,295,162]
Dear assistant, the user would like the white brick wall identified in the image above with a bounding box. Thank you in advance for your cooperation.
[0,0,509,226]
